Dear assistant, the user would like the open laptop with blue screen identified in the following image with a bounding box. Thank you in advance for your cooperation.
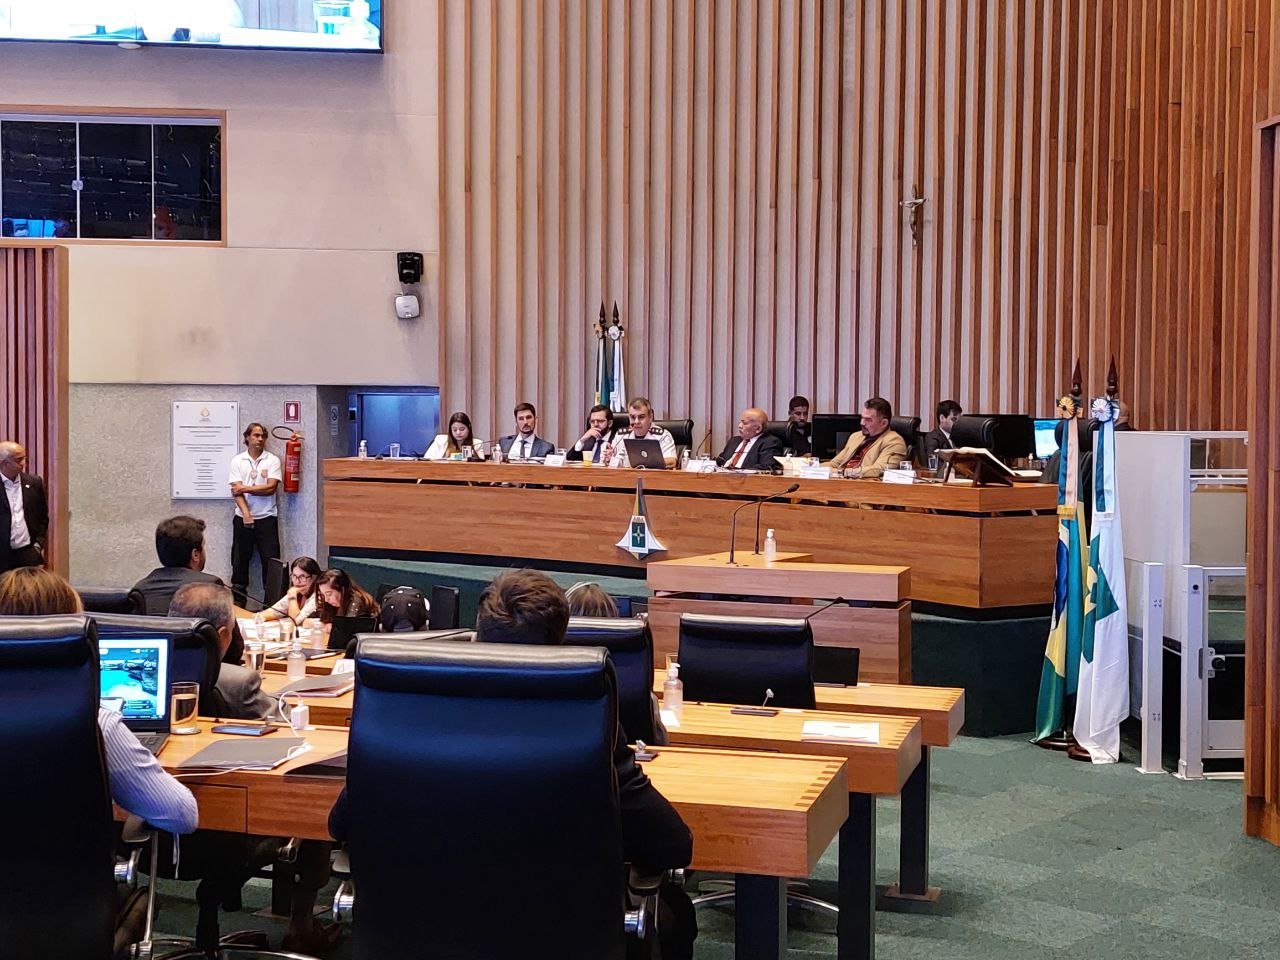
[99,637,171,755]
[1033,418,1060,459]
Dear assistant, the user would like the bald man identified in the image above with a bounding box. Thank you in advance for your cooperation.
[0,441,49,573]
[716,408,784,470]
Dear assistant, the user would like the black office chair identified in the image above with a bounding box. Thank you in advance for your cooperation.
[0,614,156,960]
[76,586,147,615]
[565,616,658,744]
[677,613,816,709]
[428,584,461,630]
[655,419,694,449]
[889,415,923,466]
[91,613,222,716]
[337,638,658,959]
[764,420,811,456]
[345,628,474,659]
[950,414,996,451]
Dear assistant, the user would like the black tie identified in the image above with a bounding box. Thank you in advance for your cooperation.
[521,439,529,459]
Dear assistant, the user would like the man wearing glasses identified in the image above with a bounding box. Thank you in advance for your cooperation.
[0,441,49,574]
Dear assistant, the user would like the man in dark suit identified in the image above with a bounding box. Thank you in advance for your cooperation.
[497,402,556,460]
[0,441,49,574]
[922,399,963,463]
[566,403,619,463]
[716,407,784,470]
[168,582,272,720]
[132,516,226,615]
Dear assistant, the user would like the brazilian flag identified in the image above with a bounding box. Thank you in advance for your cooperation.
[1034,420,1089,741]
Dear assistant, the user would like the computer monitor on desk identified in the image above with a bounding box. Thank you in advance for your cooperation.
[1033,418,1060,459]
[810,414,860,461]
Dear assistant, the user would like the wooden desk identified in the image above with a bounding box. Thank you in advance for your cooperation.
[323,458,1058,608]
[158,724,847,960]
[262,651,343,676]
[647,551,912,683]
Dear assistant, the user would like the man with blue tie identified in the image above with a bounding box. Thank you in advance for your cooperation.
[498,402,555,460]
[566,404,618,463]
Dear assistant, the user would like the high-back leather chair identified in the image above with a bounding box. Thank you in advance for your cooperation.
[346,628,474,659]
[91,613,221,715]
[0,615,117,959]
[428,584,461,630]
[678,613,816,709]
[76,587,147,615]
[655,419,694,448]
[890,415,924,465]
[346,639,629,959]
[565,616,656,744]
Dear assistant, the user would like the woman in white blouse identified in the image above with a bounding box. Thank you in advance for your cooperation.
[424,411,486,461]
[258,556,321,625]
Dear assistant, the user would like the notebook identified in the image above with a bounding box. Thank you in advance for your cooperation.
[99,636,171,755]
[623,438,670,469]
[177,737,309,772]
[328,615,377,651]
[274,674,356,698]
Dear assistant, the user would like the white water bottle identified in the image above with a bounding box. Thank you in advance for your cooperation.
[663,662,684,723]
[286,640,307,680]
[763,528,778,564]
[357,439,368,459]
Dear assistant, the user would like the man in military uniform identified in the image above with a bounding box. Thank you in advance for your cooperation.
[606,396,677,468]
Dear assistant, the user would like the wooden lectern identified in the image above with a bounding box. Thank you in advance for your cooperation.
[646,552,912,683]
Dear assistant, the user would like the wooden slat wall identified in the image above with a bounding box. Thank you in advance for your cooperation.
[0,246,69,575]
[437,0,1267,448]
[1247,114,1280,848]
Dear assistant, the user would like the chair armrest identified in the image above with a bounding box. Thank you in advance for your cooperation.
[120,814,155,845]
[626,867,665,897]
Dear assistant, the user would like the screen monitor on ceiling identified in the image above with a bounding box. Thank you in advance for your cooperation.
[0,2,383,53]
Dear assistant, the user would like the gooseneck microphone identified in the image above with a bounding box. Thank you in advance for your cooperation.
[728,483,801,565]
[753,482,801,555]
[692,428,713,461]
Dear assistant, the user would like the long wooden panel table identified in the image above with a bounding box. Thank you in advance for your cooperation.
[158,723,847,960]
[323,458,1057,608]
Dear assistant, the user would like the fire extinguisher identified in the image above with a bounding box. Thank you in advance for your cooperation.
[274,427,303,493]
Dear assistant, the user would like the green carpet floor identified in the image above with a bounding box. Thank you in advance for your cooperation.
[147,731,1276,958]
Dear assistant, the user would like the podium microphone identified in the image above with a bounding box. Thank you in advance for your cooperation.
[727,483,801,565]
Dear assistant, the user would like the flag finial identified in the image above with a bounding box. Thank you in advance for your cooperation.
[1071,359,1083,405]
[1106,357,1118,400]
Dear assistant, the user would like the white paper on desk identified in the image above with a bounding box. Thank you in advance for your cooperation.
[236,619,284,644]
[543,453,567,466]
[799,464,831,480]
[882,469,915,485]
[330,658,355,676]
[659,709,681,729]
[800,720,880,744]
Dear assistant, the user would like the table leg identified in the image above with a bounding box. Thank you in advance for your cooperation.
[734,874,786,960]
[882,747,941,906]
[837,791,876,960]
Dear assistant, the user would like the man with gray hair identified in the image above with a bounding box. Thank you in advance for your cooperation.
[715,407,783,470]
[0,440,49,574]
[169,581,272,720]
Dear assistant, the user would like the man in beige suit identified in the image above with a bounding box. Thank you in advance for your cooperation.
[827,397,908,478]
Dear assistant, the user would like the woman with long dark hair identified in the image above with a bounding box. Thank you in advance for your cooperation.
[424,411,485,460]
[315,568,378,627]
[258,556,322,624]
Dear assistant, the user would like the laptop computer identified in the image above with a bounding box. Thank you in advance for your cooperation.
[623,438,670,469]
[328,614,378,651]
[99,636,171,755]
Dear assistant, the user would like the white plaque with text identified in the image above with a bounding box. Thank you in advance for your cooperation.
[172,401,239,499]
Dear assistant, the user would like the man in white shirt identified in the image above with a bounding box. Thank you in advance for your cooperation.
[0,440,48,573]
[229,422,283,608]
[606,397,677,468]
[715,408,783,470]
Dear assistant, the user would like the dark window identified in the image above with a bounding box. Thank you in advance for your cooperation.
[0,116,221,242]
[1,121,78,238]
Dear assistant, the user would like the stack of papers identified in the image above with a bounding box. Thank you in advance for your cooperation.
[275,674,355,698]
[800,720,880,744]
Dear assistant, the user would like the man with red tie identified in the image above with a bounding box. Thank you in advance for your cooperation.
[715,408,784,470]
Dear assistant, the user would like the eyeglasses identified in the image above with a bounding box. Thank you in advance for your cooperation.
[290,572,314,582]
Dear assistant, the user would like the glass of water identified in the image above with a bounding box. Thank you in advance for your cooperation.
[388,442,401,459]
[170,681,200,735]
[245,641,266,674]
[928,454,939,472]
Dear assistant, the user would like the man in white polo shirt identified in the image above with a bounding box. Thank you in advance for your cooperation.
[229,422,283,608]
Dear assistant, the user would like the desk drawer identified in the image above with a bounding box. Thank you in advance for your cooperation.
[191,784,248,832]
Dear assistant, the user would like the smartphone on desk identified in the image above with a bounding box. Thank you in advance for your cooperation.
[211,723,278,737]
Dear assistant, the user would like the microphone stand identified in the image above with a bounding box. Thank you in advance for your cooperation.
[727,484,801,565]
[753,483,801,554]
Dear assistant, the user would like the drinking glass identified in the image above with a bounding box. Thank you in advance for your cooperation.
[388,442,401,459]
[928,454,939,472]
[170,681,200,735]
[245,641,266,674]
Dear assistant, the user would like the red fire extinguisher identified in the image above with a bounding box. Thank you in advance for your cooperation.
[275,427,303,493]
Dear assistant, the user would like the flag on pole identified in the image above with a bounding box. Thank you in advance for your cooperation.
[1073,396,1129,762]
[593,303,612,407]
[1034,409,1089,741]
[609,302,626,413]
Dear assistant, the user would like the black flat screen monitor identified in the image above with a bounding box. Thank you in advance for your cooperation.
[964,414,1035,462]
[810,414,860,461]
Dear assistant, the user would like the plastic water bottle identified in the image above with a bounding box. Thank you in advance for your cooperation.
[764,528,778,564]
[357,440,368,459]
[679,449,690,470]
[286,640,307,680]
[663,662,684,723]
[492,444,504,464]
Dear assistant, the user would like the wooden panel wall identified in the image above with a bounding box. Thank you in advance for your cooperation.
[1247,116,1280,847]
[0,246,69,574]
[437,0,1270,448]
